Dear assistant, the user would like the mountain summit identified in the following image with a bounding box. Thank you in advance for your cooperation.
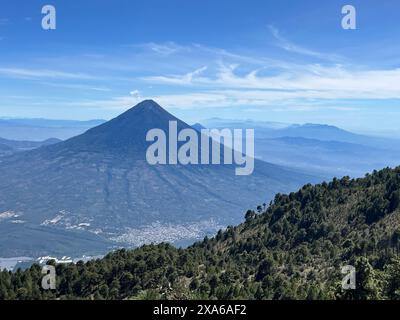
[50,99,188,156]
[0,100,319,257]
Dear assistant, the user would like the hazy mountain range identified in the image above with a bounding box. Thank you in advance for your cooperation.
[0,118,105,141]
[0,100,317,258]
[3,115,399,178]
[0,137,61,157]
[202,119,400,177]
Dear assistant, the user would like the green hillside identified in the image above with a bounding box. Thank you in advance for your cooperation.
[2,166,400,300]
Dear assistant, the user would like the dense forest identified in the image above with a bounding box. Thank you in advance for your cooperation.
[2,166,400,300]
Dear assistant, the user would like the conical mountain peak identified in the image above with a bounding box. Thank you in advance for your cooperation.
[107,99,183,126]
[132,99,164,111]
[47,100,190,156]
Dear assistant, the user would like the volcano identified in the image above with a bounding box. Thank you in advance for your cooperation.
[0,100,319,257]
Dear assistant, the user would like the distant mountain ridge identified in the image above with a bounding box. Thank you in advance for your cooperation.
[202,118,396,144]
[0,118,105,127]
[4,114,400,178]
[0,137,61,150]
[0,118,106,141]
[0,137,61,157]
[200,118,400,177]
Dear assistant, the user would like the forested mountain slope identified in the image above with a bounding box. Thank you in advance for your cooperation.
[2,166,400,300]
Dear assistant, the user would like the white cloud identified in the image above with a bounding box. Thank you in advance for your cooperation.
[144,66,208,85]
[193,44,277,66]
[63,92,228,110]
[129,90,141,98]
[268,25,340,62]
[142,63,400,101]
[40,81,111,92]
[0,67,96,80]
[138,42,190,56]
[59,58,400,112]
[2,40,399,113]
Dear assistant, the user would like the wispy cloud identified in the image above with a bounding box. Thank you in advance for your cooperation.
[142,62,400,100]
[64,59,399,112]
[268,25,340,62]
[129,90,141,99]
[192,43,282,67]
[39,81,111,92]
[2,40,399,114]
[0,67,96,80]
[137,42,190,56]
[64,92,228,110]
[143,66,208,85]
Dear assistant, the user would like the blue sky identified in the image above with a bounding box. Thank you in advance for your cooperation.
[0,0,400,135]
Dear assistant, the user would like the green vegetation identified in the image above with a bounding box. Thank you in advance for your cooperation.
[2,167,400,300]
